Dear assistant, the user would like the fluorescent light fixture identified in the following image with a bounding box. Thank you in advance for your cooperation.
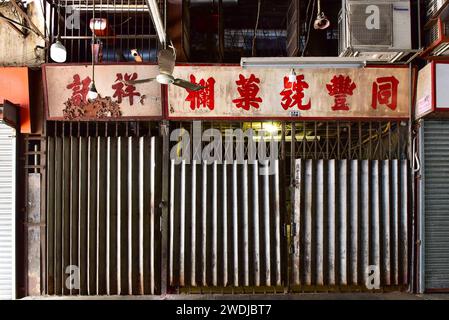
[241,57,367,69]
[145,0,166,45]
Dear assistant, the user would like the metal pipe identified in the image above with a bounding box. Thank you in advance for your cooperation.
[339,160,347,286]
[316,160,324,286]
[392,160,399,285]
[274,160,281,286]
[212,161,218,286]
[232,161,239,287]
[243,160,249,286]
[328,160,336,286]
[292,159,301,286]
[150,136,156,294]
[372,161,381,276]
[361,160,369,287]
[201,161,207,285]
[252,162,260,287]
[169,160,175,286]
[382,161,391,286]
[304,160,312,286]
[350,160,358,285]
[191,160,197,287]
[223,160,228,287]
[263,160,271,286]
[179,160,186,286]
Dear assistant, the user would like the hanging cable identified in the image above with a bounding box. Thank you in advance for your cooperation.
[252,0,262,57]
[302,0,316,56]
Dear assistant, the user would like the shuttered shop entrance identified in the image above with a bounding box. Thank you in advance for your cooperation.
[292,159,410,290]
[168,159,286,292]
[420,120,449,292]
[0,123,15,299]
[42,121,411,295]
[45,122,162,295]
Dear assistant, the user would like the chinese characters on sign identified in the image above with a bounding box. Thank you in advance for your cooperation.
[232,74,263,110]
[326,75,356,111]
[280,75,311,111]
[185,75,216,110]
[112,73,141,105]
[168,67,408,119]
[67,74,91,105]
[371,76,399,111]
[44,65,162,120]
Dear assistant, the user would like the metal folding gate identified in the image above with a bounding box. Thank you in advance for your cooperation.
[45,124,162,295]
[168,159,286,292]
[292,159,410,290]
[42,121,412,295]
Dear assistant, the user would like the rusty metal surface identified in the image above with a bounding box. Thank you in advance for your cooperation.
[292,159,410,290]
[45,122,162,295]
[169,159,286,290]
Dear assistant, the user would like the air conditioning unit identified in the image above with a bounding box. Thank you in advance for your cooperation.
[426,0,448,21]
[339,0,412,62]
[423,18,449,57]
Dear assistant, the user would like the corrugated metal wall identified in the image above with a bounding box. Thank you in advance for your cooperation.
[169,159,286,291]
[422,120,449,291]
[46,133,162,295]
[292,159,410,290]
[0,123,15,299]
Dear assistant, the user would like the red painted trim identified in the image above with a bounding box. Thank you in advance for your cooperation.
[47,116,163,121]
[166,116,409,121]
[364,64,409,69]
[421,19,449,58]
[432,61,437,112]
[43,62,158,67]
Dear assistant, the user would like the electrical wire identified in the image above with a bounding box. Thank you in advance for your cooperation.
[301,0,316,57]
[252,0,262,57]
[92,0,96,84]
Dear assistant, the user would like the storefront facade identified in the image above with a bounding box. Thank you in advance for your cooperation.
[36,62,414,295]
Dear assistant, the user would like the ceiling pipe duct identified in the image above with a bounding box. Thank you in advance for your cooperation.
[189,0,239,8]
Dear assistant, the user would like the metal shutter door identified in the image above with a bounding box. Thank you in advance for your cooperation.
[423,120,449,291]
[0,123,15,299]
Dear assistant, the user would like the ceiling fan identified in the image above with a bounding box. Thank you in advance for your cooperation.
[123,45,205,92]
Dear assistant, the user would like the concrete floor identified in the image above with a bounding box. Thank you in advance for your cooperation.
[23,292,449,300]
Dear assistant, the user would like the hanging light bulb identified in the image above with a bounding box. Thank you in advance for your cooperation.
[288,69,297,83]
[50,4,66,63]
[88,82,98,101]
[50,40,67,63]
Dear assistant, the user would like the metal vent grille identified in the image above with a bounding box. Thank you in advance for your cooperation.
[426,22,442,45]
[349,3,393,46]
[423,120,449,291]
